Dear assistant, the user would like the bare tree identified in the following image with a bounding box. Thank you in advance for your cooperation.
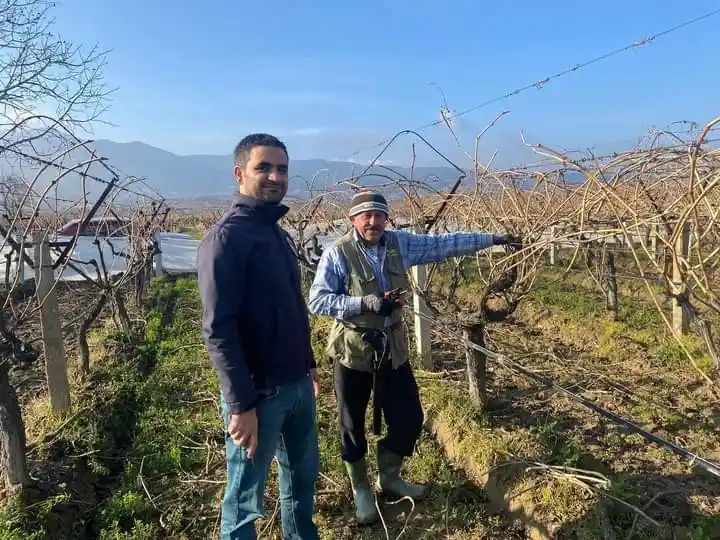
[0,0,116,490]
[75,199,168,372]
[0,305,37,489]
[0,0,112,146]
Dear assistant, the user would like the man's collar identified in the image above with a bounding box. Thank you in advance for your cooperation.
[231,191,289,222]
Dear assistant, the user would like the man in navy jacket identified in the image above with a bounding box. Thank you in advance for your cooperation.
[197,133,320,540]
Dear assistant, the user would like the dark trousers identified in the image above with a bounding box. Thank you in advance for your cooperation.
[333,359,424,463]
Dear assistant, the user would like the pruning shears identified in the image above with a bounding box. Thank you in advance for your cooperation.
[383,287,407,303]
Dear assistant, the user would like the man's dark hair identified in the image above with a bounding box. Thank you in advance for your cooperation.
[233,133,288,167]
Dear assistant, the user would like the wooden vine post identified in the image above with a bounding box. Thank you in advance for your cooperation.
[33,230,71,413]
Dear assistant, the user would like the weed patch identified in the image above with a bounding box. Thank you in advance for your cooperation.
[89,277,222,540]
[0,276,222,540]
[421,380,596,540]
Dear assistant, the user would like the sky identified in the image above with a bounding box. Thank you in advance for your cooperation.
[51,0,720,167]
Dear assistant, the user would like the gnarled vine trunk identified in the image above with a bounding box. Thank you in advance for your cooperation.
[602,250,619,320]
[0,361,28,489]
[112,289,133,336]
[463,324,487,410]
[78,291,109,373]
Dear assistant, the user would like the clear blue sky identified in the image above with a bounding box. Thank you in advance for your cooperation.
[53,0,720,167]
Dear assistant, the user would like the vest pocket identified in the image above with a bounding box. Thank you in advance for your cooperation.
[324,322,344,364]
[343,328,375,370]
[325,322,375,371]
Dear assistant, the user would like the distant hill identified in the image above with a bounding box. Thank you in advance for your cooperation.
[0,138,585,208]
[88,140,473,201]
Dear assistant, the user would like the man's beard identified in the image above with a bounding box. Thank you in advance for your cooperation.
[260,183,286,201]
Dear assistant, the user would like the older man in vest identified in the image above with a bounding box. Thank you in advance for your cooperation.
[307,190,512,525]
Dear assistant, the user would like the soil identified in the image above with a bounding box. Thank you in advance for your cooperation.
[4,268,719,539]
[420,270,720,538]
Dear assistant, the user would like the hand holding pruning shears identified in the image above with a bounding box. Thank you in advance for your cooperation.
[493,233,523,251]
[361,287,407,316]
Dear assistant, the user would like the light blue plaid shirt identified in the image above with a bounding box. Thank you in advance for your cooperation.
[307,228,495,321]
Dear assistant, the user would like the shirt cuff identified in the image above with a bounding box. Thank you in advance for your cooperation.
[347,296,363,317]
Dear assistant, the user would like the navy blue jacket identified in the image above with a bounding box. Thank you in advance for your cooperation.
[197,192,316,415]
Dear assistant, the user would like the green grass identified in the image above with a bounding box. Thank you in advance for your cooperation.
[419,376,720,540]
[420,380,600,537]
[90,277,222,540]
[2,275,525,540]
[529,279,603,318]
[4,264,718,539]
[0,493,72,540]
[420,263,719,539]
[0,276,223,540]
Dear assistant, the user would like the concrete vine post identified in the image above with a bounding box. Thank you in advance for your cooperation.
[650,218,660,263]
[411,263,432,369]
[153,231,164,277]
[549,225,557,266]
[33,230,71,413]
[410,221,432,369]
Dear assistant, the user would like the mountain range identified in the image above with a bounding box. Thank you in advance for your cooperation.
[87,140,476,203]
[1,139,584,209]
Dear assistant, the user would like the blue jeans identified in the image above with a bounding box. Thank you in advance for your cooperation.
[219,374,320,540]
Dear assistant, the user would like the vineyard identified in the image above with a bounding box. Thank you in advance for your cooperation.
[3,111,719,539]
[1,2,720,538]
[275,120,720,539]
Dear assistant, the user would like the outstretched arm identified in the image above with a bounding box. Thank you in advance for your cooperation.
[394,229,498,268]
[307,245,362,320]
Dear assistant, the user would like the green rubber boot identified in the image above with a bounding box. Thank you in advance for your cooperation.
[344,458,379,525]
[375,446,427,500]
